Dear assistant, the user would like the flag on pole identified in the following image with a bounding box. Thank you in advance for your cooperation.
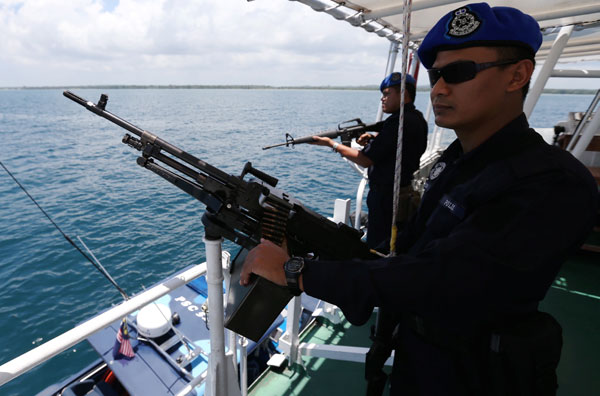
[112,318,135,360]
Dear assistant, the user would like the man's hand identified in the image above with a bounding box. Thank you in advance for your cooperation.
[309,136,335,147]
[240,239,290,287]
[356,133,374,146]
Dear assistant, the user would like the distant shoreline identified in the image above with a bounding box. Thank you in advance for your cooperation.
[0,85,596,95]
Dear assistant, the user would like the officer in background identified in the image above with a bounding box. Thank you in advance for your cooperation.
[310,72,428,250]
[311,73,428,395]
[241,3,598,395]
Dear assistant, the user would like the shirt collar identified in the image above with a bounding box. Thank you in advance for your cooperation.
[443,113,532,166]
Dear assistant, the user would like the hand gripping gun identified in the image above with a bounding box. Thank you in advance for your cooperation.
[63,91,374,341]
[262,118,384,150]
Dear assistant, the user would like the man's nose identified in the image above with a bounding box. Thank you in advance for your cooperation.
[430,77,450,97]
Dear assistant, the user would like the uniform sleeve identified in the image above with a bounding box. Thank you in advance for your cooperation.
[303,170,597,325]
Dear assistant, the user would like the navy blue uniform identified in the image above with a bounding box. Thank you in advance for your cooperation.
[362,103,428,248]
[303,114,598,395]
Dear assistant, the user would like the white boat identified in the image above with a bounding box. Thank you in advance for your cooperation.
[1,1,599,395]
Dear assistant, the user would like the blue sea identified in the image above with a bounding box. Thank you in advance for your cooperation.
[0,88,594,395]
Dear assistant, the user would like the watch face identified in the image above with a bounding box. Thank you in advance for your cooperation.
[286,258,304,273]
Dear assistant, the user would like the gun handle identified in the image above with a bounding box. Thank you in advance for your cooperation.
[225,248,293,341]
[242,162,278,187]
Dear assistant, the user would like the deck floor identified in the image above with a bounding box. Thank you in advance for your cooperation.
[541,250,600,396]
[250,250,600,396]
[249,314,379,396]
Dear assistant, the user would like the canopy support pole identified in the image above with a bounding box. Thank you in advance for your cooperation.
[525,25,574,117]
[376,41,400,122]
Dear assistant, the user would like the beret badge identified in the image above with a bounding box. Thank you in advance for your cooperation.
[447,7,481,38]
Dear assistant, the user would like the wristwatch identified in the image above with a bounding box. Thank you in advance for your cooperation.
[283,256,305,296]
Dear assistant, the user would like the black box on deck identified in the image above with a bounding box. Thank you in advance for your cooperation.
[224,248,293,342]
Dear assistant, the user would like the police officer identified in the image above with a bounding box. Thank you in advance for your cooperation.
[310,73,427,250]
[240,3,598,395]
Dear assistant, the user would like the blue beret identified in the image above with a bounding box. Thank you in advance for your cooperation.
[417,2,542,69]
[380,72,416,92]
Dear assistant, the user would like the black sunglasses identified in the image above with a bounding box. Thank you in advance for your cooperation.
[427,59,519,87]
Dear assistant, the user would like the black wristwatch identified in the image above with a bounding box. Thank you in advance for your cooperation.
[283,256,305,296]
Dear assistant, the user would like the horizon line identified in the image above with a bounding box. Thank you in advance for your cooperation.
[0,84,596,94]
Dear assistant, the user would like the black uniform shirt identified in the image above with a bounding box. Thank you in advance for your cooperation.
[305,112,596,323]
[362,103,428,187]
[360,103,428,248]
[302,114,598,393]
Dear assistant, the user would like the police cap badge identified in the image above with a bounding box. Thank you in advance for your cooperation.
[417,2,542,69]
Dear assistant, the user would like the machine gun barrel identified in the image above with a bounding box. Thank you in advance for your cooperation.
[63,91,235,186]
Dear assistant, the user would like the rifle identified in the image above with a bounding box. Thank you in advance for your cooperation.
[63,91,375,341]
[262,118,383,150]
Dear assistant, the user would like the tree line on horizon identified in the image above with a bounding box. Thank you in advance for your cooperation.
[2,85,596,95]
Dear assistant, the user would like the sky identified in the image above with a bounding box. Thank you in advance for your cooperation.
[0,0,597,89]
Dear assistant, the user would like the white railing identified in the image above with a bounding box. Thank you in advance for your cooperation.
[0,261,214,386]
[0,251,244,396]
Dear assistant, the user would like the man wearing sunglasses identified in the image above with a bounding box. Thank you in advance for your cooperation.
[310,72,428,251]
[241,3,597,395]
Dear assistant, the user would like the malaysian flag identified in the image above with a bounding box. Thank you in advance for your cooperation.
[112,318,135,360]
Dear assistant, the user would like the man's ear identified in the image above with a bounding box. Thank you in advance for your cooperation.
[507,59,534,93]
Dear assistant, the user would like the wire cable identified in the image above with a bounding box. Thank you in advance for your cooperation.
[1,160,129,299]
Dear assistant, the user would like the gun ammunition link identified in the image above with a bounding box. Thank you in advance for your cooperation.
[261,197,290,246]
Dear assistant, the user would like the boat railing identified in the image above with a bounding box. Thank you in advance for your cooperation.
[0,253,236,394]
[342,153,369,231]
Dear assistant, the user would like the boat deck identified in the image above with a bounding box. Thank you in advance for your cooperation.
[249,313,377,396]
[541,250,600,395]
[250,250,600,396]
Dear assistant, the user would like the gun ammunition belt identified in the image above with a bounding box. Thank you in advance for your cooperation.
[261,196,290,246]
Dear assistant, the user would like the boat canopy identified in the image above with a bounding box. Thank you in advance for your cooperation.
[292,0,600,62]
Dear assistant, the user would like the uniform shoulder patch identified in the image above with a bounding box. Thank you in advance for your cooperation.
[429,162,446,180]
[447,7,481,38]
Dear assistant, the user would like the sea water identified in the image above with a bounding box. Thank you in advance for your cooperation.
[0,89,594,395]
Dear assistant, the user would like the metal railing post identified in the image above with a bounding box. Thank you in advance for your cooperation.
[571,108,600,160]
[525,25,574,118]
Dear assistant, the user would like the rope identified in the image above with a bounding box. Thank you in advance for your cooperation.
[389,0,413,255]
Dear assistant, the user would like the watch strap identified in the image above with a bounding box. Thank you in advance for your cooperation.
[284,256,304,296]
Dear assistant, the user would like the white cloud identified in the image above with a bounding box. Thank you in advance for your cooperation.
[0,0,391,87]
[0,0,595,88]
